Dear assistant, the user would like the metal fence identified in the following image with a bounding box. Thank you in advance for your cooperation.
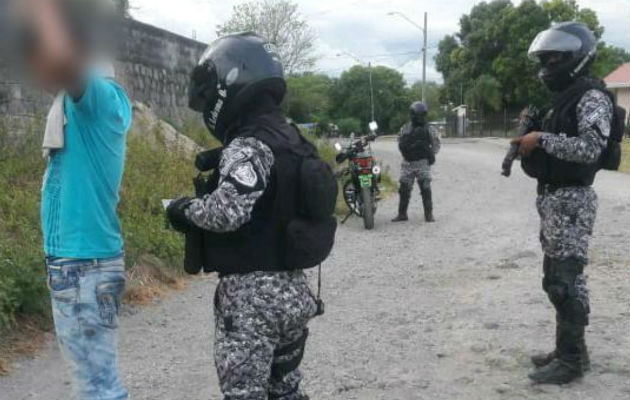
[443,110,523,138]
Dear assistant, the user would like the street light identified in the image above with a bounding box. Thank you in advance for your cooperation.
[388,11,428,104]
[337,52,376,124]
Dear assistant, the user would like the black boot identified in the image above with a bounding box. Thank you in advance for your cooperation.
[392,187,410,222]
[420,185,434,223]
[531,350,557,368]
[529,322,585,384]
[531,314,562,368]
[532,345,590,371]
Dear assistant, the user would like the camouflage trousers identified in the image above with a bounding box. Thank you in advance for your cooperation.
[537,186,597,326]
[214,271,317,400]
[399,159,432,192]
[536,186,598,262]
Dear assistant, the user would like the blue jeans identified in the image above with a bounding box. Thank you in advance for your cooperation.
[47,255,129,400]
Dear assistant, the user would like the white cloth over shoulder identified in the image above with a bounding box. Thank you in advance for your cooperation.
[42,62,116,158]
[42,93,67,158]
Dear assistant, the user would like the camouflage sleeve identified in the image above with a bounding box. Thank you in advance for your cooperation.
[185,137,274,233]
[430,126,441,155]
[540,89,613,164]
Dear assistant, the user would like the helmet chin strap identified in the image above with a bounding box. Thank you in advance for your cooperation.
[570,48,596,78]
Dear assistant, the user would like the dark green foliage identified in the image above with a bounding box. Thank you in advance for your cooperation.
[118,136,196,269]
[435,0,629,112]
[0,121,49,329]
[336,118,361,137]
[0,120,198,330]
[329,65,409,133]
[592,45,630,79]
[285,73,334,124]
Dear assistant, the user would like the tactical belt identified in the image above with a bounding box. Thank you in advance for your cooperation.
[537,182,589,195]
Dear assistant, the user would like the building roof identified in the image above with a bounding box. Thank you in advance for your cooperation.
[604,63,630,89]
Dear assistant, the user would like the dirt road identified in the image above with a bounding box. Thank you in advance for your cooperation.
[2,138,629,400]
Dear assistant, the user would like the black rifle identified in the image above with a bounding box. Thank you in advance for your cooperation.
[501,106,541,177]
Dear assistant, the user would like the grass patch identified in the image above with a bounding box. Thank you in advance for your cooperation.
[303,133,397,215]
[0,117,203,332]
[620,140,629,174]
[0,314,52,376]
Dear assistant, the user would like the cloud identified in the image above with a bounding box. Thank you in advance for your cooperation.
[129,0,629,84]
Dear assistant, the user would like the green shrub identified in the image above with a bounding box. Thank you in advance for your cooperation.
[0,120,49,329]
[0,119,200,330]
[336,117,361,137]
[119,134,195,269]
[621,140,629,174]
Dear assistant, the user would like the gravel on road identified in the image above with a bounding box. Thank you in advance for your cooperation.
[2,138,629,400]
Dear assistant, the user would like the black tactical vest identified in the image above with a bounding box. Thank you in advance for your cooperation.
[522,78,612,187]
[399,123,433,162]
[199,113,336,274]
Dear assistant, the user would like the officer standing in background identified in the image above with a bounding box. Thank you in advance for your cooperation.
[513,22,621,385]
[167,32,336,400]
[392,101,441,223]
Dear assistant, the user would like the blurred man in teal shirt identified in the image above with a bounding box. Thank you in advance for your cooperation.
[15,1,132,398]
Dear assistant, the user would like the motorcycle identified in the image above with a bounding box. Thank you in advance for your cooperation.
[334,133,381,230]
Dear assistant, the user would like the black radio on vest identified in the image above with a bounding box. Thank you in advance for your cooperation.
[196,113,338,274]
[522,77,625,185]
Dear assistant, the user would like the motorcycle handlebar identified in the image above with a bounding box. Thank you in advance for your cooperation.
[336,134,377,164]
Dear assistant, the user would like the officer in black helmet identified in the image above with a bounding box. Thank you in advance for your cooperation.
[392,101,441,223]
[167,32,337,400]
[512,22,622,384]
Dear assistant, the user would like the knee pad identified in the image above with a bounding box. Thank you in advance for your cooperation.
[559,298,589,326]
[271,329,309,380]
[544,281,567,309]
[419,179,431,192]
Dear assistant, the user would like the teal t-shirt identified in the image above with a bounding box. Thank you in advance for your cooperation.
[41,75,132,258]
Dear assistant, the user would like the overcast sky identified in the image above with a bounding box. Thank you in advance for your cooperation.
[129,0,630,83]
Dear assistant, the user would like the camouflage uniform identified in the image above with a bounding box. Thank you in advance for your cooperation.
[533,89,612,369]
[395,123,441,222]
[537,89,612,288]
[186,137,317,400]
[399,124,441,192]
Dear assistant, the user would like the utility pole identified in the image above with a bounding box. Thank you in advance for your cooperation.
[337,52,377,123]
[368,62,375,123]
[388,11,428,103]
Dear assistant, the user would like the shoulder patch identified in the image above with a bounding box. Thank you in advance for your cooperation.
[230,162,258,188]
[585,106,609,128]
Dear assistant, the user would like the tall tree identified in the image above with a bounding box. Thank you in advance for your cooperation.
[329,65,409,133]
[217,0,317,74]
[285,73,334,123]
[435,0,624,111]
[592,44,630,79]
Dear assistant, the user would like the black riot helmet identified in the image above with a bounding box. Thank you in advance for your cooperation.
[188,32,286,143]
[410,101,428,126]
[528,22,597,92]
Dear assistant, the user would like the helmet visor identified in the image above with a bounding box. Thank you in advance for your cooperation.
[189,62,218,113]
[528,29,582,59]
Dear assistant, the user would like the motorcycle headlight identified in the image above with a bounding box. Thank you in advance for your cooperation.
[372,165,381,175]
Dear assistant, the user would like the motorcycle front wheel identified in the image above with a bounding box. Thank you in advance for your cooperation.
[343,180,360,216]
[361,186,375,230]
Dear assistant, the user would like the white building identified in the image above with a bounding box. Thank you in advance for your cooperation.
[604,63,630,116]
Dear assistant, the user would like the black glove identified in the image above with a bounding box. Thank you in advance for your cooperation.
[195,147,224,172]
[167,197,193,233]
